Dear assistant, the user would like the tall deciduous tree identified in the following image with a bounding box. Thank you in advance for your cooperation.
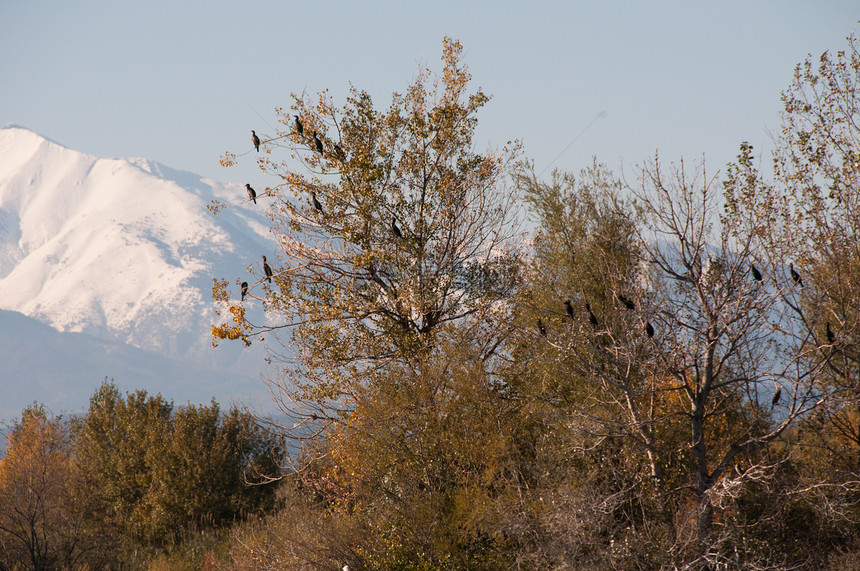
[771,35,860,471]
[211,38,531,569]
[510,163,666,568]
[724,35,860,554]
[213,37,521,432]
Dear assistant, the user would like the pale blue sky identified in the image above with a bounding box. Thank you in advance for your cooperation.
[1,1,857,187]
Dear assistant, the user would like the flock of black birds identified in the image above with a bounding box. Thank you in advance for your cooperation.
[243,128,837,379]
[246,117,346,214]
[240,121,331,297]
[238,121,412,301]
[538,262,829,347]
[245,129,273,296]
[552,297,648,337]
[535,262,841,411]
[236,257,271,303]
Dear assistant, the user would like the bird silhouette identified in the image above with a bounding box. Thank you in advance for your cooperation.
[245,184,257,204]
[585,303,598,328]
[751,264,762,282]
[771,387,782,407]
[391,216,403,239]
[241,281,248,301]
[262,256,273,283]
[789,263,803,287]
[251,130,260,152]
[333,143,346,162]
[645,321,654,338]
[617,293,635,310]
[294,115,303,136]
[564,300,575,319]
[313,132,324,154]
[826,322,835,344]
[537,318,547,337]
[311,192,324,214]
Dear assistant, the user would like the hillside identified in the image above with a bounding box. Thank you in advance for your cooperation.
[0,309,273,420]
[0,125,280,420]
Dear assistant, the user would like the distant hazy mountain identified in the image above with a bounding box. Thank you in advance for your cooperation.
[0,309,272,421]
[0,125,280,420]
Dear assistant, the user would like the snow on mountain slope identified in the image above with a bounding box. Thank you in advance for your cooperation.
[0,125,273,353]
[0,125,282,418]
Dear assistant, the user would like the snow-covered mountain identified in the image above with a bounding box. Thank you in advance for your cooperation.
[0,125,280,420]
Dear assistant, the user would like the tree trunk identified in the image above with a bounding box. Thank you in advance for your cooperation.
[696,494,714,555]
[692,394,714,555]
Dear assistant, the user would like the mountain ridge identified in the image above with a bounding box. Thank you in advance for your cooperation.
[0,125,279,419]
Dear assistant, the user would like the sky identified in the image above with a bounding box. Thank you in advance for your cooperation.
[1,1,858,191]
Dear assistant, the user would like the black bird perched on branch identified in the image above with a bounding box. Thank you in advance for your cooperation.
[294,115,303,136]
[789,263,803,287]
[645,321,654,338]
[251,130,260,152]
[391,216,403,239]
[537,318,547,337]
[751,264,762,282]
[617,293,635,310]
[311,192,324,214]
[240,281,248,301]
[564,300,575,319]
[826,322,835,344]
[771,387,782,407]
[313,132,324,154]
[585,303,598,328]
[262,256,273,283]
[245,184,257,204]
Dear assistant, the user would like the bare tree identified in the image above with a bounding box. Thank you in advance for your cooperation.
[629,156,829,565]
[520,157,826,567]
